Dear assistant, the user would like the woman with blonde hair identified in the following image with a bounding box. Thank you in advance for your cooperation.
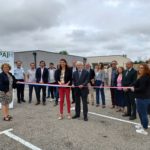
[0,63,16,121]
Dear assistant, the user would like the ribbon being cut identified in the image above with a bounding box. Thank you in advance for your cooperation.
[17,81,131,89]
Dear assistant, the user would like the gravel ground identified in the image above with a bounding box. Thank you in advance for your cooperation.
[0,88,150,150]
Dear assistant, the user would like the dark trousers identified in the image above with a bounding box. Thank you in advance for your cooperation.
[29,85,37,102]
[136,99,150,129]
[110,88,116,106]
[71,88,76,102]
[37,85,46,103]
[115,90,126,107]
[124,91,136,117]
[16,79,25,103]
[47,86,56,98]
[95,80,105,105]
[74,88,88,118]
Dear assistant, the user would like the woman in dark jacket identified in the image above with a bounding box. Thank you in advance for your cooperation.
[0,63,16,121]
[55,59,72,120]
[130,64,150,135]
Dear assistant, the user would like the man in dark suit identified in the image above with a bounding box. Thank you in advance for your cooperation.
[72,61,90,121]
[35,60,49,105]
[122,61,137,120]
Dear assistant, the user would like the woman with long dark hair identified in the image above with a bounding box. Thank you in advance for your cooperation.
[130,64,150,135]
[55,59,72,120]
[95,63,106,108]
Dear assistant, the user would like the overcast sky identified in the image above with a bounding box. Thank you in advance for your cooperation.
[0,0,150,60]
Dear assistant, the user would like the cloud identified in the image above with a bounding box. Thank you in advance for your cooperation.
[0,0,150,60]
[0,0,64,35]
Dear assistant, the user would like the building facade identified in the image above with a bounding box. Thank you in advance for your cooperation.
[14,50,85,72]
[87,55,131,68]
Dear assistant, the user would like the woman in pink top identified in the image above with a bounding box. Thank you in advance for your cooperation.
[115,67,126,112]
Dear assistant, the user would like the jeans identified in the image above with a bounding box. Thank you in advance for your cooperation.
[136,99,150,129]
[95,80,105,105]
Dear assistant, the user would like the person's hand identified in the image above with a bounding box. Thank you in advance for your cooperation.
[58,81,62,85]
[129,87,135,92]
[5,92,10,96]
[64,83,69,87]
[123,87,128,92]
[91,79,95,84]
[79,85,83,89]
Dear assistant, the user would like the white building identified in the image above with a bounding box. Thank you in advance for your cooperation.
[87,55,131,68]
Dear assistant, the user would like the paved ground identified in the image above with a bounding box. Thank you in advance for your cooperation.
[0,88,150,150]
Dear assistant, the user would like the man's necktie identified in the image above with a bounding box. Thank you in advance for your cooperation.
[78,70,81,78]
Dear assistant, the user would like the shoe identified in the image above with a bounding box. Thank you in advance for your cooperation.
[43,102,46,105]
[92,102,94,106]
[102,105,106,108]
[3,116,11,121]
[67,115,72,120]
[18,101,21,104]
[84,117,88,121]
[122,113,130,117]
[96,104,99,107]
[71,101,75,104]
[110,105,115,109]
[136,128,148,135]
[135,124,142,129]
[46,96,50,99]
[72,115,80,119]
[116,109,122,112]
[129,116,136,120]
[22,99,26,102]
[54,103,58,106]
[35,102,40,105]
[58,115,63,120]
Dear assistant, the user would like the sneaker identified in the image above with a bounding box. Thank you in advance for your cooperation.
[135,124,142,129]
[67,115,72,120]
[136,128,148,135]
[58,115,64,120]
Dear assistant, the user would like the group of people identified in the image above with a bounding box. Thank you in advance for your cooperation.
[0,59,150,135]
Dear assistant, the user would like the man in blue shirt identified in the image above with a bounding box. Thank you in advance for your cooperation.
[14,61,26,103]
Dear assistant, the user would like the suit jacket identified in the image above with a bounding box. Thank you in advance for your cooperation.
[36,67,49,83]
[73,69,90,89]
[55,68,72,85]
[122,68,137,86]
[0,72,16,93]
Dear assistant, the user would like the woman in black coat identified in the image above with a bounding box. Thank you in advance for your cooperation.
[55,59,72,120]
[130,64,150,135]
[0,63,16,121]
